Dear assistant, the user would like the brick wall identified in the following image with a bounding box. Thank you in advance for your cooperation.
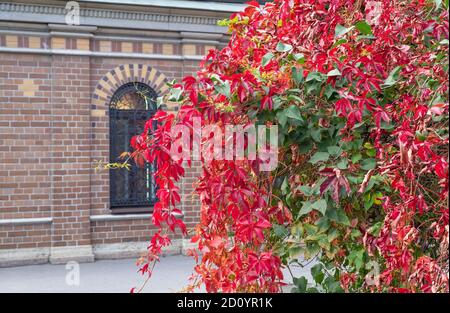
[0,33,205,265]
[0,53,53,251]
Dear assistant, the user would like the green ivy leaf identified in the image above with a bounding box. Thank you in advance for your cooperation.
[299,201,313,216]
[324,85,337,99]
[360,158,376,170]
[306,71,327,82]
[336,158,348,170]
[334,24,354,38]
[327,146,342,157]
[309,152,330,164]
[311,264,325,284]
[355,20,372,35]
[310,129,322,142]
[326,68,342,76]
[273,224,289,237]
[292,67,304,84]
[284,105,303,121]
[262,52,274,66]
[293,276,308,293]
[293,53,305,64]
[214,81,231,97]
[276,41,293,52]
[298,185,313,196]
[351,153,362,164]
[312,199,327,215]
[382,66,402,88]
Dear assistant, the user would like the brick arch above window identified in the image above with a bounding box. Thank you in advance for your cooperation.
[91,64,169,110]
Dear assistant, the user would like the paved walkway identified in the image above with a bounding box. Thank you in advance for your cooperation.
[0,255,313,293]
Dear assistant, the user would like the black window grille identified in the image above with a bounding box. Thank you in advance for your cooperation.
[109,82,158,213]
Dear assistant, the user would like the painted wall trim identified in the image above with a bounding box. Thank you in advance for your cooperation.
[0,217,53,226]
[0,47,205,60]
[90,212,183,222]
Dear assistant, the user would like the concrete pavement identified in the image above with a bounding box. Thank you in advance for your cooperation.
[0,255,314,293]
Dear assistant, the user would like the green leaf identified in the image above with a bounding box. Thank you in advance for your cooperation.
[289,245,303,259]
[349,249,365,271]
[335,24,354,38]
[168,87,183,102]
[309,152,330,164]
[351,153,362,164]
[299,201,313,216]
[382,66,402,88]
[355,20,372,35]
[214,81,231,97]
[276,41,293,52]
[304,223,318,235]
[306,71,326,82]
[327,146,342,157]
[310,129,322,142]
[368,221,383,237]
[293,276,308,293]
[336,209,350,226]
[298,185,312,196]
[328,208,350,226]
[360,158,376,170]
[306,287,319,293]
[324,276,344,293]
[284,105,303,121]
[276,110,288,127]
[292,67,304,84]
[324,85,336,99]
[336,158,348,170]
[293,53,305,64]
[327,228,339,242]
[311,264,324,284]
[440,39,449,45]
[273,224,289,237]
[281,176,289,194]
[326,68,342,77]
[332,38,347,48]
[312,199,327,215]
[262,52,274,67]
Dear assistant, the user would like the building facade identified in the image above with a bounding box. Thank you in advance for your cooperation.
[0,0,245,266]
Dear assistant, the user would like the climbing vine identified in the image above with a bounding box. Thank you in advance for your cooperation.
[129,0,449,293]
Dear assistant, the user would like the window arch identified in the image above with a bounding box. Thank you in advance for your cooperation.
[109,82,158,213]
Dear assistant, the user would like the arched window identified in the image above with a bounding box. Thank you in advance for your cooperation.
[109,82,157,213]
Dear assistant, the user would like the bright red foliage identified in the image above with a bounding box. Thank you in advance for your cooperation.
[129,0,449,293]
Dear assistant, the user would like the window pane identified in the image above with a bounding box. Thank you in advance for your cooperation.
[109,83,158,211]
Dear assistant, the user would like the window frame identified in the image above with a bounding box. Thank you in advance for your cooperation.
[108,82,158,214]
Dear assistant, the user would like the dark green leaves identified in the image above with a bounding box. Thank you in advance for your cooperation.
[312,199,327,215]
[311,264,325,284]
[306,71,327,83]
[309,151,330,164]
[292,276,308,293]
[292,67,304,84]
[360,158,376,170]
[299,199,327,216]
[284,105,303,121]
